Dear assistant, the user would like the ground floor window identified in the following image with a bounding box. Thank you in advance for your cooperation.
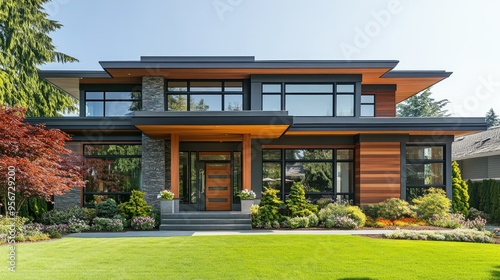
[262,148,354,202]
[83,144,141,207]
[405,145,445,201]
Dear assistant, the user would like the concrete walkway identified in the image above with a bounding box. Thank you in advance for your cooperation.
[65,229,424,238]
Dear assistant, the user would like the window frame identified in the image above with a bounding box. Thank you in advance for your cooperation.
[360,94,375,117]
[405,145,446,201]
[84,91,142,117]
[166,80,245,111]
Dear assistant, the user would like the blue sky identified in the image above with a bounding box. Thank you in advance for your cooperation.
[42,0,500,117]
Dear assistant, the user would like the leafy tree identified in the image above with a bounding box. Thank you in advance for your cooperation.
[397,89,450,117]
[485,108,500,128]
[0,105,85,213]
[0,0,78,116]
[285,182,317,217]
[451,161,469,216]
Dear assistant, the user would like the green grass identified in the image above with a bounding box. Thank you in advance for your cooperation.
[1,235,499,279]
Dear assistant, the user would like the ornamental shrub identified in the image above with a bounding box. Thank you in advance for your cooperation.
[385,229,493,243]
[68,218,90,233]
[92,217,124,232]
[315,197,332,210]
[468,179,500,223]
[371,198,416,220]
[307,214,319,227]
[325,215,358,229]
[252,187,284,228]
[96,198,120,218]
[318,201,366,228]
[412,188,451,222]
[41,206,88,225]
[284,216,309,229]
[430,213,464,229]
[119,190,152,221]
[285,182,318,217]
[131,216,156,231]
[451,161,470,216]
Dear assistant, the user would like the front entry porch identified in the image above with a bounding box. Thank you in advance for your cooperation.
[159,211,252,231]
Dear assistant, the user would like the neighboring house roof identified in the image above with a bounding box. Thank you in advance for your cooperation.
[452,126,500,160]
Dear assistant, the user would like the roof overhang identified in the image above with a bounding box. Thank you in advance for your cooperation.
[131,111,293,141]
[39,56,452,102]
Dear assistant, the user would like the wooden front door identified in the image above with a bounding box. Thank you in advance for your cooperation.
[205,162,231,211]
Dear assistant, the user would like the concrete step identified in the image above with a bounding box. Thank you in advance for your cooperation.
[160,224,252,231]
[161,213,251,220]
[161,218,250,225]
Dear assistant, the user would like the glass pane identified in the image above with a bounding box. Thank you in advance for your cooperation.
[190,153,197,204]
[263,94,281,111]
[286,149,333,160]
[168,95,188,111]
[262,84,282,93]
[336,94,354,116]
[86,102,103,116]
[179,152,189,203]
[84,145,142,156]
[224,95,243,111]
[263,149,281,161]
[233,152,242,200]
[406,163,444,185]
[263,162,282,192]
[168,82,188,92]
[190,81,222,92]
[199,152,231,161]
[286,95,333,116]
[285,84,333,93]
[86,92,103,100]
[105,101,135,116]
[224,81,243,92]
[337,162,353,193]
[286,162,333,192]
[190,95,221,111]
[337,149,354,160]
[406,146,444,160]
[337,84,355,93]
[84,157,141,193]
[361,95,374,103]
[106,92,139,100]
[361,105,375,117]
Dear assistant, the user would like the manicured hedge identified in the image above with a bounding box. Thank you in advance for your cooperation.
[468,179,500,223]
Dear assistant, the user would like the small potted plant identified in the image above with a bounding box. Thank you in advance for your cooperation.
[158,189,177,214]
[238,189,256,214]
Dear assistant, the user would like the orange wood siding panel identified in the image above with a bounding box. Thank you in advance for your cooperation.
[355,142,401,205]
[170,134,180,198]
[374,92,396,117]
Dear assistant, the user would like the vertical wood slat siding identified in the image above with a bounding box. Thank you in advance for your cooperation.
[374,92,396,117]
[355,142,401,205]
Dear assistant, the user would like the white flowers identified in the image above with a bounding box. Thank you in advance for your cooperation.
[158,190,175,200]
[238,189,256,200]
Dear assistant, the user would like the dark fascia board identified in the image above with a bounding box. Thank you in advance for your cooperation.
[25,117,137,131]
[290,117,487,132]
[132,111,293,126]
[140,56,256,62]
[382,70,452,78]
[38,70,111,78]
[251,74,362,83]
[99,60,400,70]
[361,84,397,92]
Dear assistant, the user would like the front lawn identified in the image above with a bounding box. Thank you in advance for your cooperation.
[1,235,499,279]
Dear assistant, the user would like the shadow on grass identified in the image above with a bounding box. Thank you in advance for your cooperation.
[491,265,500,279]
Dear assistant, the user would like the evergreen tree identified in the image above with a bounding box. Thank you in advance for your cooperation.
[485,108,500,128]
[253,187,283,228]
[397,89,450,117]
[285,182,317,217]
[451,161,469,216]
[0,0,78,116]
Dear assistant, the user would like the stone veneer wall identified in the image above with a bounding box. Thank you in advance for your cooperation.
[55,142,83,209]
[141,76,166,209]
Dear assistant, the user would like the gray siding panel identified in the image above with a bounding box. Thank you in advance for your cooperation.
[461,158,488,180]
[488,155,500,178]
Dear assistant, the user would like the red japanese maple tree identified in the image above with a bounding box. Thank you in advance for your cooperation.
[0,105,85,213]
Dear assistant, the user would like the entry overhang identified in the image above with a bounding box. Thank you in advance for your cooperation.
[132,111,292,140]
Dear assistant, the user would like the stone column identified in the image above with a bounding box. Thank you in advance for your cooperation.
[141,76,166,209]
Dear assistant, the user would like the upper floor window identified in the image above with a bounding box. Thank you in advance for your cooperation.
[167,81,243,111]
[360,95,375,117]
[85,91,141,117]
[262,83,355,117]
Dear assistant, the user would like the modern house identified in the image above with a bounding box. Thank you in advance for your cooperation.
[30,56,487,214]
[453,126,500,181]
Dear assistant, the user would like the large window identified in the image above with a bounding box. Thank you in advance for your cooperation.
[167,81,244,111]
[85,91,141,116]
[405,145,445,201]
[262,83,356,116]
[262,148,354,202]
[83,144,142,207]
